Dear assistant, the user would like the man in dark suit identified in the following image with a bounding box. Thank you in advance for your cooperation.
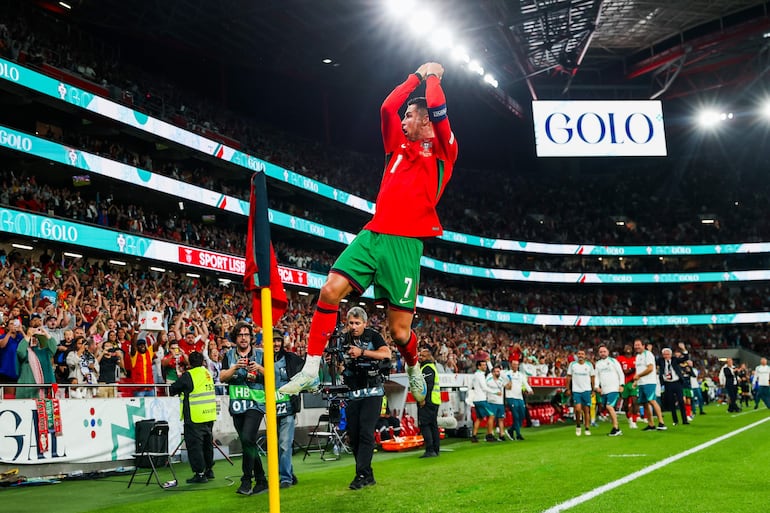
[658,346,689,426]
[719,358,740,412]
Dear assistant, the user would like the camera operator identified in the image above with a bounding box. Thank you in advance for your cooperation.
[335,307,391,491]
[270,330,303,488]
[220,321,268,496]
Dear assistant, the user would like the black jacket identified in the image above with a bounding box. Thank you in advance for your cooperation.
[277,349,304,414]
[658,354,687,384]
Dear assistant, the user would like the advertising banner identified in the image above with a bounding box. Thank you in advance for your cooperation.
[532,100,667,157]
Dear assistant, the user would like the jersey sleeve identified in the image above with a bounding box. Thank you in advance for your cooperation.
[425,75,458,167]
[381,74,421,154]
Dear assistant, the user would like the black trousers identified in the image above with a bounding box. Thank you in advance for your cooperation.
[726,385,739,412]
[346,395,381,479]
[662,380,687,423]
[418,401,440,454]
[184,420,214,475]
[232,409,266,484]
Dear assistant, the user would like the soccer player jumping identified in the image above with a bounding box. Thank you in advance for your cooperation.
[279,62,458,402]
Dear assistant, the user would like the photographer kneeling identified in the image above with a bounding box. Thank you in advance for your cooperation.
[334,306,391,490]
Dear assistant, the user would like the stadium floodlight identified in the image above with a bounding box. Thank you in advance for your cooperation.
[483,73,498,88]
[59,1,71,9]
[701,218,715,224]
[12,243,33,250]
[431,28,453,51]
[218,278,232,285]
[186,273,200,278]
[409,9,435,35]
[150,266,166,272]
[322,58,333,64]
[762,100,770,119]
[696,109,721,128]
[451,45,471,64]
[64,252,83,258]
[386,0,416,17]
[468,60,484,76]
[340,298,349,303]
[375,304,385,309]
[298,291,309,296]
[109,259,127,266]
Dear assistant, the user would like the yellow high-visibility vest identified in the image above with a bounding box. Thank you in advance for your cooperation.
[422,362,441,405]
[186,367,217,423]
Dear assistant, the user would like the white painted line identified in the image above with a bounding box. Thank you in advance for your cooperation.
[607,454,647,458]
[542,416,770,513]
[731,409,761,418]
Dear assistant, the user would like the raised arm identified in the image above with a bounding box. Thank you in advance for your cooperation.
[380,71,422,154]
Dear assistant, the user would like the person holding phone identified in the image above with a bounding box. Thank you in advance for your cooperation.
[16,318,57,399]
[220,321,268,496]
[0,318,24,397]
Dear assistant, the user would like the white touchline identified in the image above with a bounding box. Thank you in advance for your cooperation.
[542,416,770,513]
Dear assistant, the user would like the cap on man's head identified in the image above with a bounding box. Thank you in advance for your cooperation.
[273,332,284,342]
[31,313,42,320]
[136,338,147,345]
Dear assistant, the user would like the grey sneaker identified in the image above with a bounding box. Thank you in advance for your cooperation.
[278,370,320,395]
[406,365,427,404]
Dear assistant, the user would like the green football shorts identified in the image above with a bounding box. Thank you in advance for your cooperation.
[621,381,637,399]
[331,230,423,310]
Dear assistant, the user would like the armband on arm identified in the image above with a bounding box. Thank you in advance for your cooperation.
[428,104,448,123]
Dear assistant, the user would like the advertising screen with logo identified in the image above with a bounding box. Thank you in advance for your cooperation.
[532,100,667,157]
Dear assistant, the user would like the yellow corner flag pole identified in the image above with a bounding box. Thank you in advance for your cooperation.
[261,287,280,512]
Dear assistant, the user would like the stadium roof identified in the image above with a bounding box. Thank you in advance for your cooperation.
[41,0,770,133]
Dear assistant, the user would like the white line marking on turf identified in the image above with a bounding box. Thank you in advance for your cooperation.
[542,416,770,513]
[607,454,647,458]
[731,409,760,418]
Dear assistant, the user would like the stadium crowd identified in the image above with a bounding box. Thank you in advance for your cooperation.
[1,250,767,401]
[4,168,770,279]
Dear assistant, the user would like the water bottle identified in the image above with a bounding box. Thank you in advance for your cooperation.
[333,443,340,456]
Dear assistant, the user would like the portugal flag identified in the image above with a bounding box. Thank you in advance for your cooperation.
[244,172,287,326]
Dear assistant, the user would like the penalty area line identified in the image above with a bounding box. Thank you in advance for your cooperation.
[542,416,770,513]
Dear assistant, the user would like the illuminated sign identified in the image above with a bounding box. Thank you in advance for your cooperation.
[532,100,667,157]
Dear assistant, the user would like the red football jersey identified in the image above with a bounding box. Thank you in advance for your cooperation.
[364,74,458,238]
[616,354,636,383]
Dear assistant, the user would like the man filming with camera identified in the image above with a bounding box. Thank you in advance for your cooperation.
[333,306,391,490]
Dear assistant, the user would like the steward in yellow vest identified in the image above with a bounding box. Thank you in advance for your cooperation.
[170,351,217,484]
[418,348,441,458]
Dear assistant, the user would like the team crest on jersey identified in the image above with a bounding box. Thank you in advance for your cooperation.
[420,140,433,157]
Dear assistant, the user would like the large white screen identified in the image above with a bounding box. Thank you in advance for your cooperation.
[532,100,667,157]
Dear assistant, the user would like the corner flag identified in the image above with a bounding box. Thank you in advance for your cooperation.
[244,172,287,326]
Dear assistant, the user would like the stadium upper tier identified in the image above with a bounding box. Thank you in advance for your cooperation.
[4,133,770,285]
[0,21,769,248]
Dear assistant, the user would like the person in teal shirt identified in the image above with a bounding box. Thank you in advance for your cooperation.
[16,321,57,399]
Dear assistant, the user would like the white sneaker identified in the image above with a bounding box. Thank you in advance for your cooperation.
[575,427,582,436]
[628,419,637,429]
[406,365,427,404]
[584,428,591,436]
[278,370,319,395]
